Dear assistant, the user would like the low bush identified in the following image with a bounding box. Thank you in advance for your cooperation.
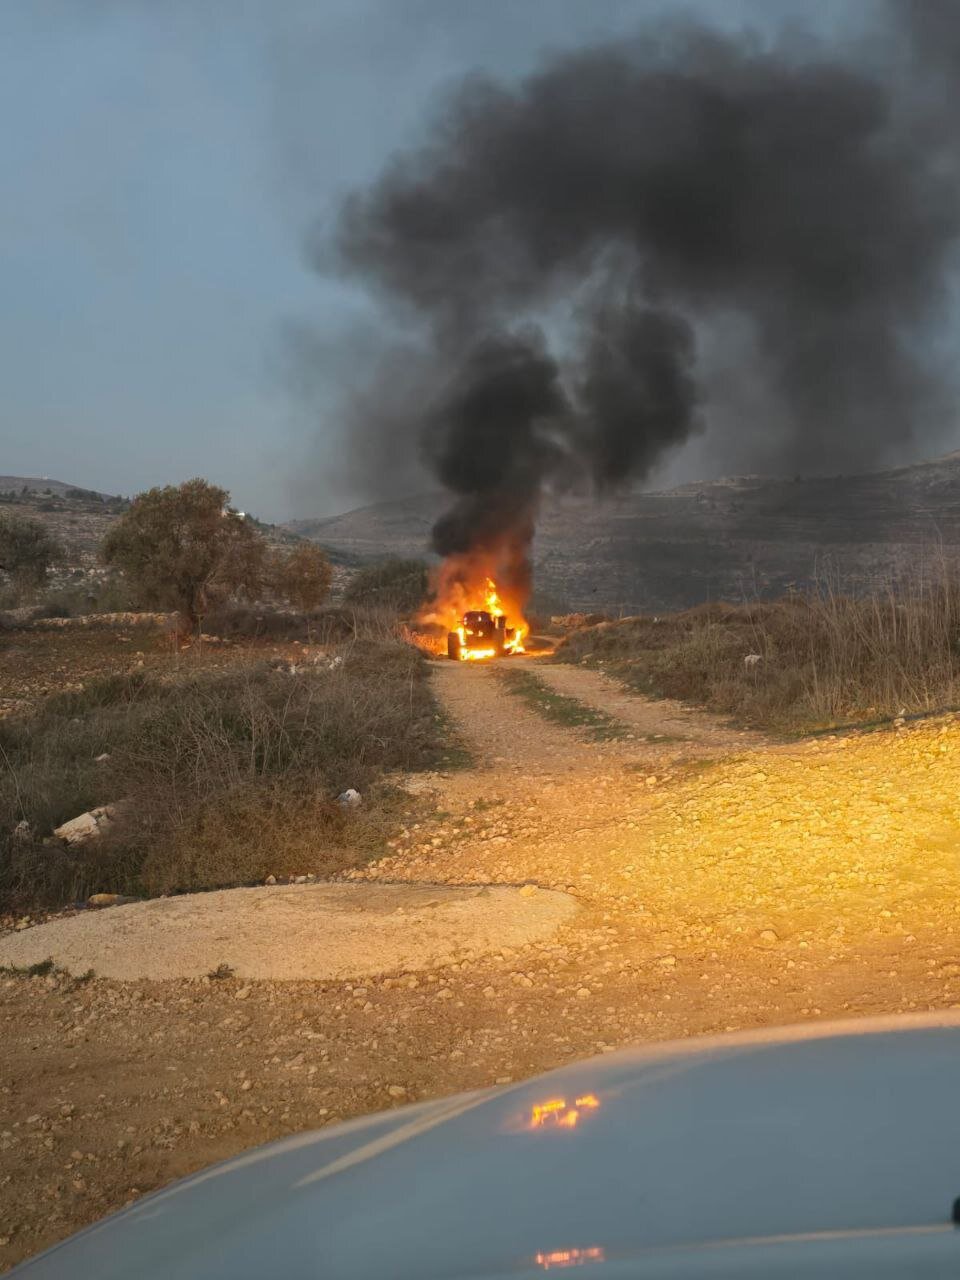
[343,559,429,614]
[200,603,399,645]
[0,638,454,912]
[32,576,141,619]
[557,572,960,733]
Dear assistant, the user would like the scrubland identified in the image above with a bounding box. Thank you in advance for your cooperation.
[557,570,960,733]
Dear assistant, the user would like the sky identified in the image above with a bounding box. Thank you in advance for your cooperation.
[1,0,870,521]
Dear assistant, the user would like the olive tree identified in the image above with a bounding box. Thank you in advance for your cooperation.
[101,479,265,632]
[0,513,61,598]
[343,558,429,613]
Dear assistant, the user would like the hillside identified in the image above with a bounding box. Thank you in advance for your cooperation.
[288,452,960,612]
[0,478,126,566]
[0,477,355,577]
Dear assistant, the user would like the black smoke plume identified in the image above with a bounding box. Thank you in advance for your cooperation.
[318,6,960,562]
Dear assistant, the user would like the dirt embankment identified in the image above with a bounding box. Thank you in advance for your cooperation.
[4,656,960,1270]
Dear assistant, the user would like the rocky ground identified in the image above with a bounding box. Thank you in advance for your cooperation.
[4,657,960,1269]
[0,619,321,720]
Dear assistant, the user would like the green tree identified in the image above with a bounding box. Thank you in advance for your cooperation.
[271,543,333,612]
[0,513,61,597]
[343,558,429,613]
[101,479,266,632]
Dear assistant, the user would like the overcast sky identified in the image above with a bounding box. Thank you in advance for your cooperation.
[2,0,865,520]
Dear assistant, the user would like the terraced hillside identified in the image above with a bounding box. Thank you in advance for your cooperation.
[289,451,960,612]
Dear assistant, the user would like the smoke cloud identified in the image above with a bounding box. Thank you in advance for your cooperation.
[314,5,960,560]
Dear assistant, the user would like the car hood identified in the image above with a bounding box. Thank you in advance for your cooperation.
[13,1012,960,1279]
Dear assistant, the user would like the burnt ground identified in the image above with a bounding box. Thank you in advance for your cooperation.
[4,656,960,1268]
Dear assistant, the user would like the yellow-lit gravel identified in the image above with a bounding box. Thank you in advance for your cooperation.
[636,719,960,950]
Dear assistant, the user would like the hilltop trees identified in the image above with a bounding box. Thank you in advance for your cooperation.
[271,542,333,612]
[101,479,265,632]
[344,558,428,613]
[0,512,61,598]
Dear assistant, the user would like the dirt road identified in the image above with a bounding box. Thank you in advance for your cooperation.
[4,657,960,1269]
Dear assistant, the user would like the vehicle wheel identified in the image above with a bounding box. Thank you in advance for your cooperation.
[447,633,461,661]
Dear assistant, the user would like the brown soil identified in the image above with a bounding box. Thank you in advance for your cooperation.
[4,654,960,1269]
[0,620,321,718]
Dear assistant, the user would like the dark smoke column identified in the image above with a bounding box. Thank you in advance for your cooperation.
[424,332,568,598]
[323,8,960,553]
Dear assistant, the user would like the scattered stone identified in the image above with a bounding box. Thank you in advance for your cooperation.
[387,1085,406,1099]
[54,801,130,848]
[659,955,678,967]
[234,986,252,1001]
[94,753,111,764]
[758,929,779,944]
[576,987,592,999]
[87,894,137,909]
[337,789,362,809]
[12,820,32,842]
[264,875,276,886]
[518,884,538,898]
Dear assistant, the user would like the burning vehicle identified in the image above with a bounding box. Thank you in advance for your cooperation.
[412,557,529,662]
[447,607,522,661]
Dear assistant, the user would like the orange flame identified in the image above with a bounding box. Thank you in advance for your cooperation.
[535,1246,606,1269]
[529,1094,600,1130]
[414,545,530,660]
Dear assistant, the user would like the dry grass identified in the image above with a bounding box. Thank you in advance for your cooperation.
[557,565,960,733]
[494,667,631,740]
[0,630,457,912]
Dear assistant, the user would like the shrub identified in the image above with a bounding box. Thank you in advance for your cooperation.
[0,639,452,911]
[33,575,140,619]
[270,543,333,612]
[344,559,429,613]
[557,567,960,733]
[0,513,61,598]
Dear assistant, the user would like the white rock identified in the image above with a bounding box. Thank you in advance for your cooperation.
[743,653,763,669]
[12,819,32,842]
[53,803,124,847]
[337,788,362,809]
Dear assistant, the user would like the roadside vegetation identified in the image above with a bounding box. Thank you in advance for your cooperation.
[0,512,62,606]
[557,570,960,733]
[343,558,429,612]
[0,624,457,914]
[0,478,464,915]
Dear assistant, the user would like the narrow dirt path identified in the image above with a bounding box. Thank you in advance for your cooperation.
[5,656,960,1270]
[533,661,763,755]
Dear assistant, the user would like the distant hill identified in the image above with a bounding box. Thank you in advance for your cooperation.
[286,452,960,612]
[0,476,118,502]
[0,476,354,577]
